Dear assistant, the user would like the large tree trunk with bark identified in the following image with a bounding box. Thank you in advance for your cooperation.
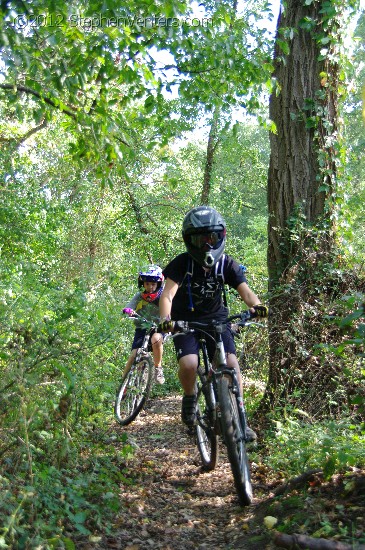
[268,0,339,285]
[261,0,343,412]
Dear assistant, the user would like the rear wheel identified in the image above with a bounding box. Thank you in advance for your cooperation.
[217,375,252,505]
[114,355,154,426]
[195,379,218,470]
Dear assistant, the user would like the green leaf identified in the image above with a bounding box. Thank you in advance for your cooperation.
[61,538,76,550]
[340,309,364,327]
[277,39,290,55]
[73,512,88,524]
[144,95,156,113]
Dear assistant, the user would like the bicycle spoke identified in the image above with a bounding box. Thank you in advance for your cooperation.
[114,356,154,426]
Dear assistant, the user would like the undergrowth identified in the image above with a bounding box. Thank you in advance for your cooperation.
[264,415,365,479]
[0,433,135,549]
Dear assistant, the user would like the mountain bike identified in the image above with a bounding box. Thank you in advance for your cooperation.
[172,310,261,506]
[114,316,158,426]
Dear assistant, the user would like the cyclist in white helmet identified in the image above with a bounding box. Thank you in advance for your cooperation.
[123,265,166,384]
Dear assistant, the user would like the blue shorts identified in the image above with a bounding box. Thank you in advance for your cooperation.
[172,325,236,362]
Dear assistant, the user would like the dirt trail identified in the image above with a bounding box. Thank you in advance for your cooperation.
[95,394,276,550]
[83,394,365,550]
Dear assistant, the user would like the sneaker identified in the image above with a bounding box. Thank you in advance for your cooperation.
[155,367,165,385]
[246,426,257,442]
[181,394,197,427]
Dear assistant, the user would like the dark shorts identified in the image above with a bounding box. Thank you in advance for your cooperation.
[172,325,236,362]
[131,328,166,351]
[131,328,147,350]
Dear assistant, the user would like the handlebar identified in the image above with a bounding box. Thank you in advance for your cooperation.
[123,310,158,330]
[160,310,264,335]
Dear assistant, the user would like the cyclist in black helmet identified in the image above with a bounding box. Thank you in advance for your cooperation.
[123,265,166,384]
[159,206,268,437]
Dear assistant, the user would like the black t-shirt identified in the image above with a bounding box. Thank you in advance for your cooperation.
[163,253,247,322]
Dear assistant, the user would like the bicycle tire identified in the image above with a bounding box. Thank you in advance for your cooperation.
[114,355,154,426]
[195,379,218,471]
[217,375,253,505]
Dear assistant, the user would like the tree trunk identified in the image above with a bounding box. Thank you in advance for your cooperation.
[268,0,339,287]
[201,106,220,204]
[262,0,343,411]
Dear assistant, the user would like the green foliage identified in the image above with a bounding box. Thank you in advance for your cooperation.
[317,294,365,417]
[0,0,364,543]
[262,215,365,417]
[0,450,129,548]
[266,416,365,479]
[0,0,276,185]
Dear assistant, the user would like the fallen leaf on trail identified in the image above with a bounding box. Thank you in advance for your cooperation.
[264,516,278,529]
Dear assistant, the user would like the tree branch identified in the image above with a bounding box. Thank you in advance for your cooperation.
[0,83,77,119]
[159,63,217,75]
[273,531,356,550]
[18,119,48,144]
[274,469,323,496]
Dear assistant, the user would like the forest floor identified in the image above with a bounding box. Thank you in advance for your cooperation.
[81,394,365,550]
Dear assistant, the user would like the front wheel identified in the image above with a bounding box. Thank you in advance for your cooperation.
[217,375,252,505]
[195,380,218,471]
[114,355,154,426]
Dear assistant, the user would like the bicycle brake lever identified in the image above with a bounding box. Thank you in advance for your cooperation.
[174,321,189,332]
[240,311,253,322]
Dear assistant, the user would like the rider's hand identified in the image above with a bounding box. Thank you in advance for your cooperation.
[123,308,135,316]
[252,304,269,318]
[158,320,175,333]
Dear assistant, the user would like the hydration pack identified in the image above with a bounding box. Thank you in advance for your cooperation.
[186,255,228,312]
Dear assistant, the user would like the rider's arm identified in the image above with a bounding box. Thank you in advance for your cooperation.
[124,292,141,311]
[236,282,261,309]
[159,277,179,320]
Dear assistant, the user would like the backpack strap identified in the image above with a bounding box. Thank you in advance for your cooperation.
[215,254,228,307]
[187,256,195,312]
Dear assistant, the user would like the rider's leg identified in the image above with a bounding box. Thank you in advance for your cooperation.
[150,332,163,368]
[122,348,137,377]
[173,334,199,426]
[122,328,145,377]
[178,354,199,395]
[178,353,199,427]
[151,332,165,384]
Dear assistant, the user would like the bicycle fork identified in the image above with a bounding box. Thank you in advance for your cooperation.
[215,361,250,443]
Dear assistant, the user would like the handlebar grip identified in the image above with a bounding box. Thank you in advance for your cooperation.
[158,320,189,333]
[251,305,269,319]
[123,307,134,315]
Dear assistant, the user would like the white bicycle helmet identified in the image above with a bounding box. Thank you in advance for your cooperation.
[138,264,164,302]
[138,264,164,287]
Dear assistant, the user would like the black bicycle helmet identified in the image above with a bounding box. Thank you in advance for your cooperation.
[182,206,227,267]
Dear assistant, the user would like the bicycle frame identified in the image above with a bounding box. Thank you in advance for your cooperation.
[174,310,259,505]
[197,322,250,441]
[135,329,152,363]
